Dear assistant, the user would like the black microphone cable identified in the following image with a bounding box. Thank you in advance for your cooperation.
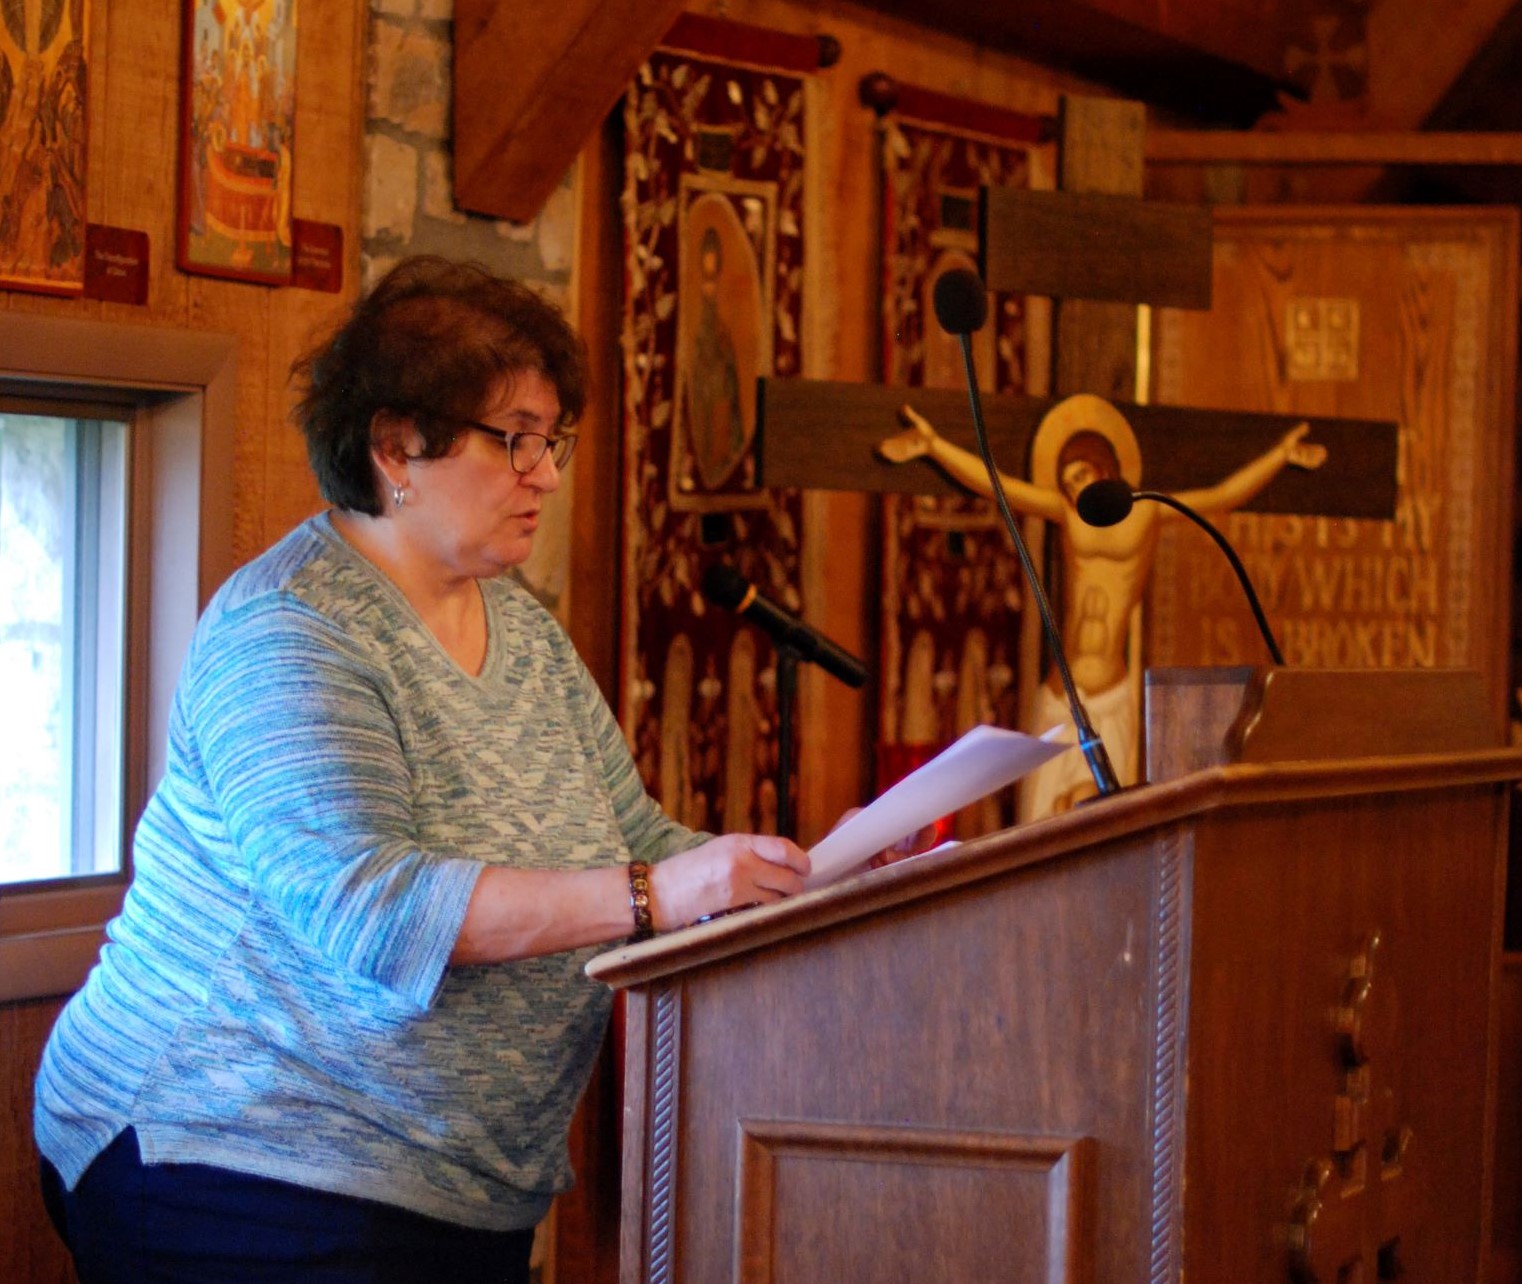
[1075,477,1286,666]
[932,268,1121,799]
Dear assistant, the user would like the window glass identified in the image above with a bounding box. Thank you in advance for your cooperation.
[0,411,130,887]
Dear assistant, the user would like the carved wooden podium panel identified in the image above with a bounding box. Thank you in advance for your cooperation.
[590,670,1518,1282]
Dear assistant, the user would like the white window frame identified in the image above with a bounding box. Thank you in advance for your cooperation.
[0,313,237,1002]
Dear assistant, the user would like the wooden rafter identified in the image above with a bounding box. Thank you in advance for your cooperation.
[1147,130,1522,166]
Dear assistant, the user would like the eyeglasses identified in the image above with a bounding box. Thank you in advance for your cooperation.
[458,420,579,474]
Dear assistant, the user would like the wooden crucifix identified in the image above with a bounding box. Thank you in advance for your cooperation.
[757,95,1399,815]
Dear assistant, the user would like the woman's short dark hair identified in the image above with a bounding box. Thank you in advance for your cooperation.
[291,256,589,514]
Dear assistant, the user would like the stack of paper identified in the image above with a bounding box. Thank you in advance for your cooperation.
[804,725,1069,888]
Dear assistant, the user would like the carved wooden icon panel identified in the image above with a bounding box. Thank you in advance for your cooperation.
[1149,208,1518,720]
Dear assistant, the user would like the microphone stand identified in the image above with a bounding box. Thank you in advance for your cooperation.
[953,337,1121,799]
[775,645,800,840]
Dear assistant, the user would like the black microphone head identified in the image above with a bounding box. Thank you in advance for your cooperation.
[932,268,989,335]
[1075,479,1136,527]
[700,563,748,610]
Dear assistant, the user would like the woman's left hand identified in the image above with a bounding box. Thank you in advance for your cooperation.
[867,821,942,870]
[827,808,942,872]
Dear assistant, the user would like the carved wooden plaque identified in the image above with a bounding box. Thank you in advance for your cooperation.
[1148,208,1518,722]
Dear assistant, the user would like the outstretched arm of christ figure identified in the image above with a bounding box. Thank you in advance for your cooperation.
[877,404,1066,522]
[1172,422,1327,517]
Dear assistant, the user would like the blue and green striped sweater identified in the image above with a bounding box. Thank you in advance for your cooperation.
[34,512,695,1231]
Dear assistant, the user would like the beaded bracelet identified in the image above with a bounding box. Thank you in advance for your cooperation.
[627,860,654,942]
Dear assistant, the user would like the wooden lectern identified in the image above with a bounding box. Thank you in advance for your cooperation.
[588,669,1521,1283]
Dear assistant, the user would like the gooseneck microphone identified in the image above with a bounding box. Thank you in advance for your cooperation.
[700,564,868,688]
[932,268,1120,799]
[1075,478,1286,666]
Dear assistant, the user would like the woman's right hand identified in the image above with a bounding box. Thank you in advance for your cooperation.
[647,833,811,930]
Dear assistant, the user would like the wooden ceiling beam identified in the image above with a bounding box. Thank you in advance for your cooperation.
[450,0,1312,224]
[853,0,1298,125]
[1146,129,1522,166]
[453,0,686,222]
[1363,0,1520,129]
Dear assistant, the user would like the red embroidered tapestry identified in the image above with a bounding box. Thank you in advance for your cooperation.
[620,48,807,836]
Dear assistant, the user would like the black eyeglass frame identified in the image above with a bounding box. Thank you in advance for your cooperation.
[456,419,579,474]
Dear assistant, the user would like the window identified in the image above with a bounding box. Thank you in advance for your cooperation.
[1,404,134,888]
[0,313,236,1001]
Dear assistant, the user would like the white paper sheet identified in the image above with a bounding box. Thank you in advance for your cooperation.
[804,724,1070,888]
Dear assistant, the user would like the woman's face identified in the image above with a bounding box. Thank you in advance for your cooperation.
[403,369,565,581]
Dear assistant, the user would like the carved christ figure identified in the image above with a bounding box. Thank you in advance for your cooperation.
[877,394,1328,813]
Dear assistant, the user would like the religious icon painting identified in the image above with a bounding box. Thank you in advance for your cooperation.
[620,45,808,837]
[177,0,297,285]
[672,178,775,508]
[0,0,89,297]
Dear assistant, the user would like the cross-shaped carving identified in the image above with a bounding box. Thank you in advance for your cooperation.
[1285,12,1369,106]
[1287,931,1415,1282]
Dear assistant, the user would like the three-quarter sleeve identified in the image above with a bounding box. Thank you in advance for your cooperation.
[184,596,482,1009]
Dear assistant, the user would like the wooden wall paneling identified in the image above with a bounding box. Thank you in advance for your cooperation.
[567,123,624,702]
[554,1040,621,1284]
[553,121,628,1284]
[290,0,369,235]
[265,0,368,553]
[95,0,187,325]
[264,291,332,543]
[0,999,75,1284]
[260,0,369,547]
[187,277,274,564]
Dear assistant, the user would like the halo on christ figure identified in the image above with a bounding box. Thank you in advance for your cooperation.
[1028,393,1143,497]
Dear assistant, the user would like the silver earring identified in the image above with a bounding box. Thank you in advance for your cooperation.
[391,482,407,508]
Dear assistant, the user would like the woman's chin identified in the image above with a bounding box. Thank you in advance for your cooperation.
[472,538,535,578]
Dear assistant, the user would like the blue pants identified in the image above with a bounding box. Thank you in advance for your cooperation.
[39,1129,535,1284]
